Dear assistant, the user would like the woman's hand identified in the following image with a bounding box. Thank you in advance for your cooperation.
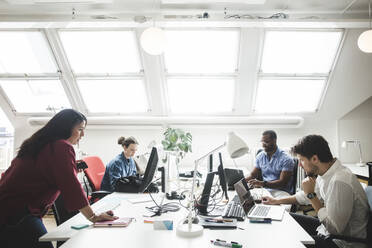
[91,210,118,223]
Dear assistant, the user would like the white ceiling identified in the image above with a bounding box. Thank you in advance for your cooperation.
[0,0,370,20]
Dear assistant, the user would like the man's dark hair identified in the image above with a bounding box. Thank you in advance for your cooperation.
[17,109,87,159]
[291,135,333,163]
[262,130,277,140]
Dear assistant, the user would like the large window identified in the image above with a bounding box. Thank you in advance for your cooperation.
[0,31,70,113]
[164,29,240,114]
[59,30,147,114]
[255,30,343,113]
[77,79,148,113]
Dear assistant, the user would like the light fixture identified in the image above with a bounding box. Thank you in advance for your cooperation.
[358,0,372,53]
[139,0,166,55]
[140,27,166,55]
[176,132,248,237]
[342,140,365,167]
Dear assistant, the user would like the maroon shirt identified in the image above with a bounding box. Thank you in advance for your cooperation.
[0,139,89,226]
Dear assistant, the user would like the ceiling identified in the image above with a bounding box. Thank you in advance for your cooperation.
[0,0,370,21]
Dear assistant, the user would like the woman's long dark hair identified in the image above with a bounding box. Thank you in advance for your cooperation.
[17,109,87,159]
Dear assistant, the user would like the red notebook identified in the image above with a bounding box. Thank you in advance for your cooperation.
[93,217,133,227]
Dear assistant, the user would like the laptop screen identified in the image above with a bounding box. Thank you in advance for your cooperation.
[233,179,255,215]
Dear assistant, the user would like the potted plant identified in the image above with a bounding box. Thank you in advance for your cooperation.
[161,127,192,165]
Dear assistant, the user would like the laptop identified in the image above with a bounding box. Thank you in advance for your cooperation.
[233,179,285,221]
[224,168,244,190]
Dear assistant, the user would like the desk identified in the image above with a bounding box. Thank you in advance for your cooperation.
[343,163,369,180]
[40,192,314,248]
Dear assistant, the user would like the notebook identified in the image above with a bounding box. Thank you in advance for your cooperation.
[93,217,133,227]
[233,179,285,221]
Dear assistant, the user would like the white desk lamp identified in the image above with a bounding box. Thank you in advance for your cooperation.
[176,132,249,237]
[342,140,365,167]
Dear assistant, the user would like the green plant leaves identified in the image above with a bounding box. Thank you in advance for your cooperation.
[162,127,192,163]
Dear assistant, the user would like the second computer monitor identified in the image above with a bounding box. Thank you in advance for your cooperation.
[139,147,159,192]
[217,152,229,200]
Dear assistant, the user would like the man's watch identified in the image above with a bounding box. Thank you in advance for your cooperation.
[263,181,267,187]
[307,192,317,199]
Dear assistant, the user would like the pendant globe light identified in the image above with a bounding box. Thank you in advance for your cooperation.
[358,0,372,53]
[140,27,166,55]
[140,0,166,55]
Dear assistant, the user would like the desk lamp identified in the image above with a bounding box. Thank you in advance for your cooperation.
[176,132,249,237]
[342,140,365,167]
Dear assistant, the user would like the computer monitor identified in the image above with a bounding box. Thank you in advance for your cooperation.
[217,152,229,200]
[208,154,213,173]
[196,172,215,215]
[139,147,159,192]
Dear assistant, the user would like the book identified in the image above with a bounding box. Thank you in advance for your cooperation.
[93,217,133,227]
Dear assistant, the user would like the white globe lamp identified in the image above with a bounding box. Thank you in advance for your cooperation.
[358,0,372,53]
[358,30,372,53]
[140,27,166,55]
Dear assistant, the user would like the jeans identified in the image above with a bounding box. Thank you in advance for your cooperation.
[290,213,339,248]
[0,208,54,248]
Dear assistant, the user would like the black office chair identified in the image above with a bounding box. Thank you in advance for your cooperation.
[290,158,299,212]
[51,195,79,247]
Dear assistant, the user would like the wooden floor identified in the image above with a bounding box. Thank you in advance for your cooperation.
[42,214,57,248]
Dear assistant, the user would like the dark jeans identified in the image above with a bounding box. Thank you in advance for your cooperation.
[290,213,339,248]
[0,208,54,248]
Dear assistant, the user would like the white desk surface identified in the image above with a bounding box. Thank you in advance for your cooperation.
[343,163,369,178]
[41,192,313,248]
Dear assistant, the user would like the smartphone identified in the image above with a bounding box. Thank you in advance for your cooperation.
[71,224,89,230]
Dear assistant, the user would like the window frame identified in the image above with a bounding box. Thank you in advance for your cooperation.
[0,29,66,116]
[163,28,241,115]
[253,28,345,115]
[57,28,150,116]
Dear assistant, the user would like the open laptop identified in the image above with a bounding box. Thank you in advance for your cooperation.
[233,179,285,221]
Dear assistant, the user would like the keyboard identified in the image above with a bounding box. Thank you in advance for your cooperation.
[252,205,270,217]
[222,195,245,221]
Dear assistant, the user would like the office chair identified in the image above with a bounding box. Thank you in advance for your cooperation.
[324,163,372,246]
[327,186,372,246]
[51,195,78,247]
[290,158,299,212]
[82,156,111,203]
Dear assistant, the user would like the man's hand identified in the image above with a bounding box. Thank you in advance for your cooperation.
[248,179,264,188]
[262,196,279,205]
[302,177,316,194]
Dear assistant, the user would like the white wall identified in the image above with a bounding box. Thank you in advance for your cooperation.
[11,118,337,173]
[338,97,372,164]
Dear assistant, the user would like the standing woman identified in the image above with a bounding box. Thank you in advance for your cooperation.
[101,136,138,192]
[0,109,117,248]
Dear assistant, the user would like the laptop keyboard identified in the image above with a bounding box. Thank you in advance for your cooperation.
[222,195,245,221]
[252,205,270,217]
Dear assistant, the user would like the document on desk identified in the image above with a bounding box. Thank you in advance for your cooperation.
[93,217,133,227]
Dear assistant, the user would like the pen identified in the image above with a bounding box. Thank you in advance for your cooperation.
[211,239,243,248]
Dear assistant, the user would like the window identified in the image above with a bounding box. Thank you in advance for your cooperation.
[164,29,239,114]
[167,78,234,113]
[59,30,142,74]
[0,31,57,74]
[59,30,147,114]
[77,79,148,113]
[0,79,71,113]
[0,31,70,114]
[255,30,343,113]
[255,78,325,113]
[164,30,239,73]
